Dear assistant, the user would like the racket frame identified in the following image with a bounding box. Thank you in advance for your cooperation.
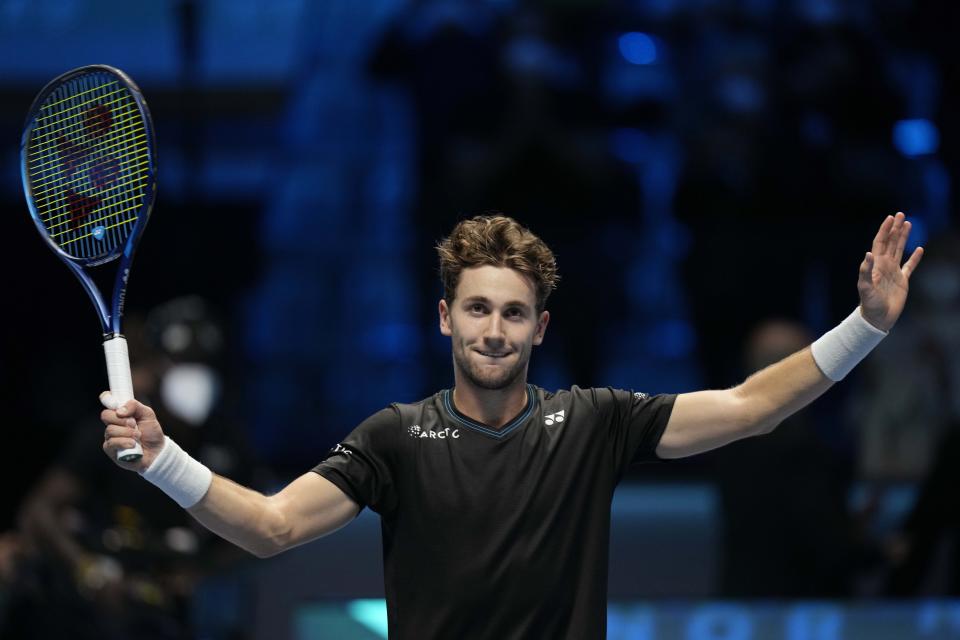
[20,64,157,338]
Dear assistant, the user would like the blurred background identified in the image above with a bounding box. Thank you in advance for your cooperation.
[1,0,959,638]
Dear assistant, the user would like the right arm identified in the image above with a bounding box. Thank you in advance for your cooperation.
[101,397,360,558]
[187,472,359,558]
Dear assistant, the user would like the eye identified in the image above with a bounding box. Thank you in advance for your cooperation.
[469,303,487,314]
[505,307,524,319]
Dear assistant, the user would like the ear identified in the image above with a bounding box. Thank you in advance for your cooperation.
[532,310,550,346]
[439,299,452,336]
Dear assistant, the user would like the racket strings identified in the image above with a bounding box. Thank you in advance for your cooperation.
[29,107,145,173]
[37,153,149,224]
[26,71,151,261]
[29,86,128,143]
[30,81,145,204]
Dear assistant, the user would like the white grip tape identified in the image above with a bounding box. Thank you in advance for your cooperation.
[141,436,213,509]
[103,336,142,461]
[810,307,887,381]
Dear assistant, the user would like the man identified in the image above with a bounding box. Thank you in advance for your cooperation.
[101,213,923,638]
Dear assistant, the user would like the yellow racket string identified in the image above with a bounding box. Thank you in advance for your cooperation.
[37,81,120,114]
[28,89,146,222]
[49,196,143,239]
[29,132,146,192]
[29,88,130,146]
[28,112,143,172]
[58,215,137,248]
[39,164,150,227]
[28,70,153,259]
[33,153,149,221]
[28,108,144,170]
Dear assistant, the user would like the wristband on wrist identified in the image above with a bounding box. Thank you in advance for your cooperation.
[141,436,213,508]
[810,307,887,381]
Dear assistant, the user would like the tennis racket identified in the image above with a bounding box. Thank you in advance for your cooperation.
[20,65,157,462]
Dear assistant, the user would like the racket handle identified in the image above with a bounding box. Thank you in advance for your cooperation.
[104,336,143,462]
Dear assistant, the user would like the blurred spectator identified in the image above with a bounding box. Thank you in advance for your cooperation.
[712,319,857,597]
[885,424,960,596]
[1,297,256,640]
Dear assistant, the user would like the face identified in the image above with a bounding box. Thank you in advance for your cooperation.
[439,265,550,391]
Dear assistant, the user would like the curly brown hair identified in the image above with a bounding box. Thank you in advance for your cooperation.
[436,214,559,312]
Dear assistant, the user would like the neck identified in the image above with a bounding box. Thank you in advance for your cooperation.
[451,372,529,430]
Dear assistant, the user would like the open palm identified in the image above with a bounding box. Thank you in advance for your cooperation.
[858,212,924,332]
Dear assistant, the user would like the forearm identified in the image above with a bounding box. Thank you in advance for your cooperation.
[732,347,834,434]
[734,304,888,434]
[185,475,291,559]
[137,436,286,558]
[138,438,357,558]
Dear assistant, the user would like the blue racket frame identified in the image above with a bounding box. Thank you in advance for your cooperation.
[20,64,157,337]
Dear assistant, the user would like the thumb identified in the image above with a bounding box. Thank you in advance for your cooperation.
[99,392,155,421]
[99,391,118,410]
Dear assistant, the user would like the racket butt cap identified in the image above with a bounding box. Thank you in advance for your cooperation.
[118,443,143,462]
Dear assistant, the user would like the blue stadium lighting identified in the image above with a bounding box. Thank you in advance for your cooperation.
[906,216,926,253]
[893,118,939,157]
[619,32,658,65]
[611,128,650,164]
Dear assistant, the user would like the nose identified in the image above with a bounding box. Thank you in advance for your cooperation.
[482,314,506,345]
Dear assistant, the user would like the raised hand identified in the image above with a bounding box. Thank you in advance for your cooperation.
[858,212,924,332]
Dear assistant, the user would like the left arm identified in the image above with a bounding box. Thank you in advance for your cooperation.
[656,212,924,459]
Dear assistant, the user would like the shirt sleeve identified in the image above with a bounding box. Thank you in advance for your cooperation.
[311,407,400,515]
[591,388,676,470]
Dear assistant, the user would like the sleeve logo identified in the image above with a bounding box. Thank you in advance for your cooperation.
[545,410,565,425]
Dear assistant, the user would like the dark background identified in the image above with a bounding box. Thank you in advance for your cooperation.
[1,0,959,637]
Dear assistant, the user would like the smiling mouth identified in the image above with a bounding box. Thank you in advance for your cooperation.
[476,350,511,358]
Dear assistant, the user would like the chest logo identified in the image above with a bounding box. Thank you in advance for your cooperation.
[544,410,565,425]
[408,424,460,439]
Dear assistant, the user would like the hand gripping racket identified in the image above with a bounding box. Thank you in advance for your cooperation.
[20,65,157,462]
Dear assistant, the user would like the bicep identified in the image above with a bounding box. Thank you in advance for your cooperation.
[655,389,753,459]
[270,472,361,549]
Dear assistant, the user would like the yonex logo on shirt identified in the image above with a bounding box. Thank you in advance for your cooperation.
[332,443,353,455]
[408,424,460,439]
[544,410,565,425]
[634,392,648,401]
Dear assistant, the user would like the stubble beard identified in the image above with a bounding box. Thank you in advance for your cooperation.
[452,342,529,391]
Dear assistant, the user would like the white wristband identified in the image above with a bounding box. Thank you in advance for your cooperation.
[141,436,213,508]
[810,307,887,381]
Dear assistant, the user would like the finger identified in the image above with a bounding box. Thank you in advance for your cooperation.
[872,215,895,255]
[887,212,906,257]
[100,409,129,427]
[104,424,139,441]
[894,220,911,261]
[115,399,155,421]
[901,246,924,279]
[103,438,139,457]
[99,391,118,410]
[860,251,873,282]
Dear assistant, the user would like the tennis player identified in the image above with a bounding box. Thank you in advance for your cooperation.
[101,213,922,638]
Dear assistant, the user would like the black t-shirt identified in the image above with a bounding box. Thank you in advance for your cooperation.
[312,385,676,639]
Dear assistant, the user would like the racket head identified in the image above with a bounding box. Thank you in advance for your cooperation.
[20,65,156,268]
